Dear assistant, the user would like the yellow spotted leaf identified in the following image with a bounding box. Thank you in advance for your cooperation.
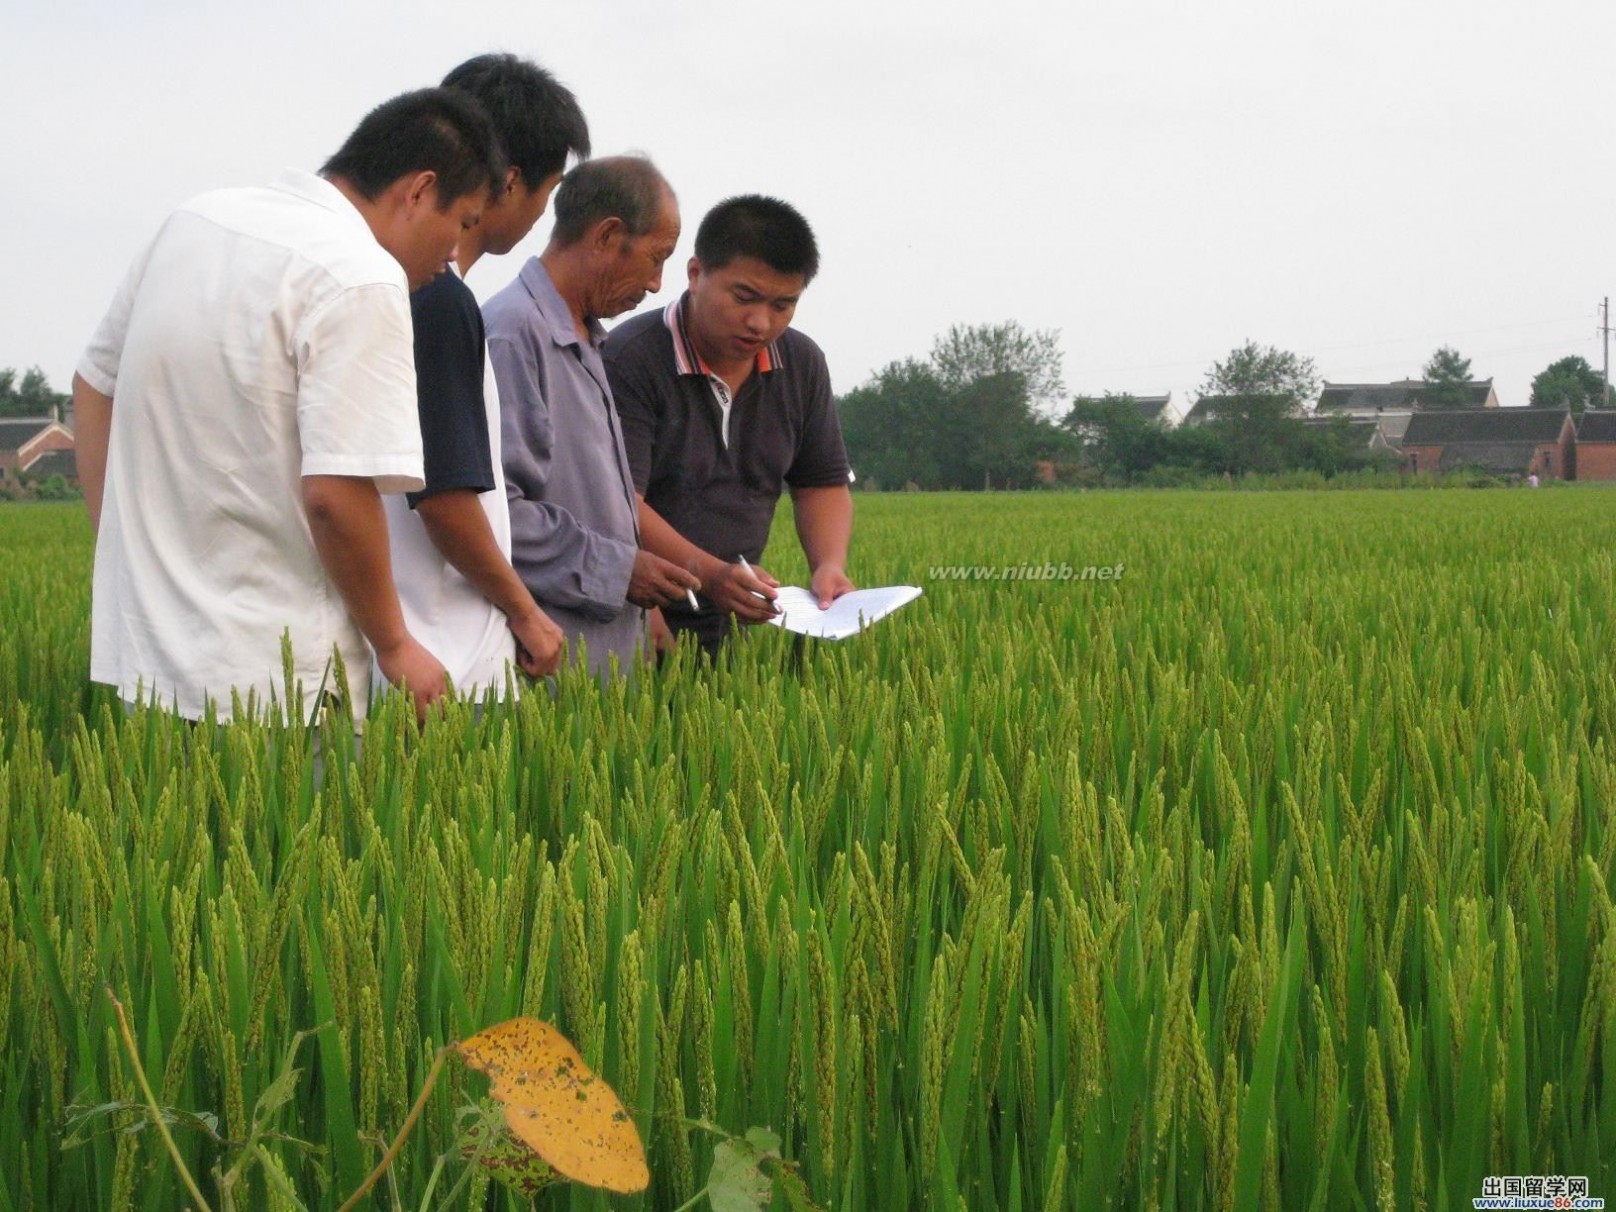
[456,1018,649,1194]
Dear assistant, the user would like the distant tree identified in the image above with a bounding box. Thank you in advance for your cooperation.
[1296,415,1390,476]
[1529,355,1605,415]
[839,339,1074,490]
[1190,342,1318,475]
[941,371,1059,488]
[930,322,1066,412]
[1197,394,1310,474]
[1420,346,1474,409]
[1062,394,1168,482]
[1200,340,1318,408]
[0,365,70,420]
[838,359,950,489]
[1165,421,1236,477]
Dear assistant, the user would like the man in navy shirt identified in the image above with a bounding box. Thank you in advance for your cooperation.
[384,54,589,697]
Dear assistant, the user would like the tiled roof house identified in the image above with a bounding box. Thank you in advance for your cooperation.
[1131,394,1182,428]
[1400,409,1572,479]
[1573,410,1616,481]
[1313,378,1499,447]
[0,418,75,480]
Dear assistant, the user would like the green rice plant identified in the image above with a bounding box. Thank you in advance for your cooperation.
[4,486,1616,1208]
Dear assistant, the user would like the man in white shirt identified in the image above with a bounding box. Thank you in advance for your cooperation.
[72,88,501,723]
[382,54,589,699]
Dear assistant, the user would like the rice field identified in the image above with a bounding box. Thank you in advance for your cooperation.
[3,487,1616,1210]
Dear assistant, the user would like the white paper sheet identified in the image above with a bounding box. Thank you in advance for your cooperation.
[766,585,923,640]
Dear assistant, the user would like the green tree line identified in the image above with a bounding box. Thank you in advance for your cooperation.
[837,332,1392,488]
[839,332,1612,489]
[0,366,71,420]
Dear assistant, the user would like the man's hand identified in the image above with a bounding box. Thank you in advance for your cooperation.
[809,563,855,609]
[647,606,676,657]
[374,636,449,720]
[703,560,780,623]
[626,549,702,609]
[509,607,565,677]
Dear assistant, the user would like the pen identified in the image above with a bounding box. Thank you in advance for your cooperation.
[738,556,776,611]
[685,586,700,611]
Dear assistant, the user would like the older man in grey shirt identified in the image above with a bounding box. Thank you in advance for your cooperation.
[486,156,699,676]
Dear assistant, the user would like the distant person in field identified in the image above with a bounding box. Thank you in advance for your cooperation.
[380,53,592,701]
[486,155,700,677]
[602,195,854,659]
[73,89,501,723]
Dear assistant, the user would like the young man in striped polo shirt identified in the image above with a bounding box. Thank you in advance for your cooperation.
[603,196,855,659]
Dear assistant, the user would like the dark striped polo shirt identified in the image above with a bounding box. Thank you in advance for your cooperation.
[602,295,850,629]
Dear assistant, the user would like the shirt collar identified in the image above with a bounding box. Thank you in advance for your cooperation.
[663,292,782,378]
[268,169,372,237]
[520,258,606,350]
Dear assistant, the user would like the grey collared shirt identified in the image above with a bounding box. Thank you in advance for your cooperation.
[484,258,644,676]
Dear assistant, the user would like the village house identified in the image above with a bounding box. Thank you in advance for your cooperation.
[1573,411,1616,481]
[1180,393,1300,425]
[0,417,76,481]
[1131,393,1182,428]
[1399,409,1573,479]
[1313,378,1499,446]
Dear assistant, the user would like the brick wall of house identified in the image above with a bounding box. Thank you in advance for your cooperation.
[1402,445,1442,474]
[1403,440,1571,478]
[1576,444,1616,481]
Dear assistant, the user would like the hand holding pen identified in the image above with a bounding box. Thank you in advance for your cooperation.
[701,554,779,622]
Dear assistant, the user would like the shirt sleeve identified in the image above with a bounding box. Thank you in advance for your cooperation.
[294,282,424,494]
[603,336,658,495]
[406,274,494,507]
[77,229,162,396]
[783,341,852,488]
[490,327,637,621]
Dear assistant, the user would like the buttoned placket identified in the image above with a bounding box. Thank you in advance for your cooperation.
[704,374,734,448]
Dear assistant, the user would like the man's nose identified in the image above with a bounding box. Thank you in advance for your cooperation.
[647,264,664,293]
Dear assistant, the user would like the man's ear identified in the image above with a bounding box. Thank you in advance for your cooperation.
[501,165,522,198]
[402,170,439,212]
[686,255,702,290]
[591,215,626,251]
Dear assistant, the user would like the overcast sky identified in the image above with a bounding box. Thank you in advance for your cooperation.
[5,0,1615,412]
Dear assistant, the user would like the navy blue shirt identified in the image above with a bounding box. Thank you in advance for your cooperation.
[408,271,494,506]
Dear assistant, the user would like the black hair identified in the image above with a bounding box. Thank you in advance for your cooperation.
[693,195,819,283]
[321,87,502,206]
[441,53,590,187]
[549,156,671,248]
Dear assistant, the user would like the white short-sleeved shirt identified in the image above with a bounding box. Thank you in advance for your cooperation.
[78,169,424,721]
[382,266,517,699]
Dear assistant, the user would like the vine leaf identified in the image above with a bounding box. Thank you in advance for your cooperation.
[458,1115,561,1199]
[707,1127,780,1212]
